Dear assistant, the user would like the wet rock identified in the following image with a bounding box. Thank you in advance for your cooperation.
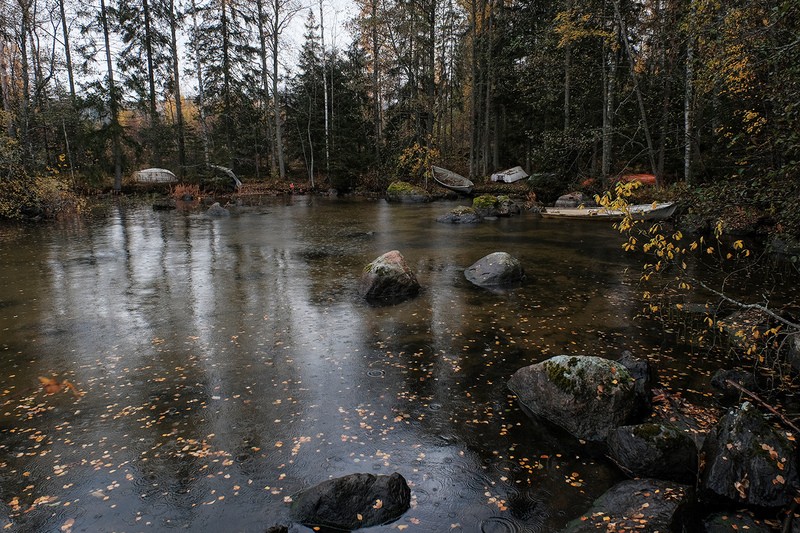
[710,369,758,401]
[436,206,483,224]
[385,181,431,203]
[554,192,596,208]
[717,309,770,350]
[607,423,699,484]
[497,196,522,217]
[206,202,230,216]
[359,250,421,302]
[264,526,288,533]
[701,511,772,533]
[472,194,500,217]
[464,252,525,288]
[617,351,657,417]
[561,478,692,533]
[290,472,411,530]
[788,334,800,373]
[701,401,799,508]
[508,355,637,442]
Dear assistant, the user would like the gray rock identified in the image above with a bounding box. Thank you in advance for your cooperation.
[436,206,483,224]
[290,472,411,530]
[464,252,524,287]
[701,401,799,507]
[555,192,596,208]
[359,250,421,302]
[710,369,758,401]
[206,202,230,216]
[561,479,693,533]
[508,355,637,442]
[607,423,699,483]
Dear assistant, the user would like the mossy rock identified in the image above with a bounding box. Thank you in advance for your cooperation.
[508,355,637,442]
[436,205,483,224]
[386,181,431,203]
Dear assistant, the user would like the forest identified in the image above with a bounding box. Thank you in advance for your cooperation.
[1,0,799,234]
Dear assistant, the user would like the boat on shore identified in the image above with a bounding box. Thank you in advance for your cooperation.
[432,166,474,194]
[541,202,677,221]
[134,168,177,184]
[490,166,528,183]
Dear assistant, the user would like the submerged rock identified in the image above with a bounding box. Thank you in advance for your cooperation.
[561,478,692,533]
[464,252,525,288]
[508,355,637,442]
[290,472,411,530]
[206,202,230,216]
[710,368,758,402]
[607,423,699,484]
[359,250,421,302]
[701,401,799,508]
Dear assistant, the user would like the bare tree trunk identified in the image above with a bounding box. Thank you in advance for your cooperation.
[602,26,617,180]
[0,40,15,136]
[563,0,572,133]
[256,0,278,177]
[612,0,658,183]
[100,0,123,191]
[143,0,158,126]
[371,0,381,163]
[191,0,209,166]
[468,0,478,177]
[319,0,328,186]
[58,0,76,103]
[169,0,186,176]
[684,22,694,183]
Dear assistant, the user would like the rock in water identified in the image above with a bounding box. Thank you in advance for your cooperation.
[290,472,411,530]
[701,401,799,507]
[359,250,421,302]
[206,202,230,216]
[508,355,637,442]
[464,252,525,287]
[606,423,699,484]
[561,479,692,533]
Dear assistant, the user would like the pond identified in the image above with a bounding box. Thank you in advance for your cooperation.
[0,197,720,532]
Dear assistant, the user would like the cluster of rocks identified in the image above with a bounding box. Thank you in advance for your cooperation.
[507,353,799,531]
[359,249,525,303]
[436,194,525,224]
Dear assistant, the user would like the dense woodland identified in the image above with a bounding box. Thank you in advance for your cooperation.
[0,0,799,231]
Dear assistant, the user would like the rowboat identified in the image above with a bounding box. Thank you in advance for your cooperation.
[134,168,177,183]
[490,166,528,183]
[541,202,677,221]
[432,166,474,194]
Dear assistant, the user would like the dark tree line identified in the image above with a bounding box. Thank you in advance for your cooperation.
[1,0,798,210]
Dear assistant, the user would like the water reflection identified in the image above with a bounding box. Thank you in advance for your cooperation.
[1,198,705,531]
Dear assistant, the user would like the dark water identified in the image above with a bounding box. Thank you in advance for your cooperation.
[0,197,718,532]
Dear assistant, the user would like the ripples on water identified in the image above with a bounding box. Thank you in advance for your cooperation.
[0,197,732,531]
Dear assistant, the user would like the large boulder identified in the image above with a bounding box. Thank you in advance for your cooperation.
[701,401,799,508]
[561,479,693,533]
[436,205,483,224]
[290,472,411,530]
[385,181,431,203]
[464,252,525,288]
[508,355,637,442]
[607,423,699,484]
[359,250,421,302]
